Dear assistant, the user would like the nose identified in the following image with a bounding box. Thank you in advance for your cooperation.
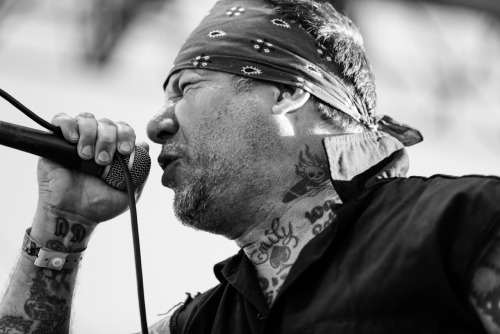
[147,102,179,143]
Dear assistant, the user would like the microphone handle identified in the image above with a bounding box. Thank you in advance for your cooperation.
[0,120,106,177]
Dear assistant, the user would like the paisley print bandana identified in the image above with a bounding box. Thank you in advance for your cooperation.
[165,0,423,146]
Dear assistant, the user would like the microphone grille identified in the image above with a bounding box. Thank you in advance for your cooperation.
[104,146,151,191]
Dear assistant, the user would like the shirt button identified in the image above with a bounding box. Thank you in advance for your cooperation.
[257,312,266,320]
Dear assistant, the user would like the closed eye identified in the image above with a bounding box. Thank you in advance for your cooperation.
[179,81,194,95]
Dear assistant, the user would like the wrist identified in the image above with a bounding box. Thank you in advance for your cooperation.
[31,202,96,252]
[23,228,85,270]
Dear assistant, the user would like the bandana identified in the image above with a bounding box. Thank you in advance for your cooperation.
[165,0,423,146]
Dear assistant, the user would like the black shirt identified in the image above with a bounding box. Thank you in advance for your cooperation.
[171,174,500,334]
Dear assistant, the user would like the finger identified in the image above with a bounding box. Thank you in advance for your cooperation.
[51,113,79,143]
[115,121,136,155]
[75,113,98,160]
[95,118,118,165]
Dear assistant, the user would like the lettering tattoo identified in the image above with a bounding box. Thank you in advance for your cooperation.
[54,218,69,237]
[305,199,339,235]
[70,224,86,243]
[471,237,500,329]
[248,218,299,266]
[282,145,330,203]
[53,217,87,245]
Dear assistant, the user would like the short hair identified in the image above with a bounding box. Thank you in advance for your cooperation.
[230,0,373,133]
[264,0,377,119]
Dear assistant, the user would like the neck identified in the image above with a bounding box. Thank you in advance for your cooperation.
[235,186,341,306]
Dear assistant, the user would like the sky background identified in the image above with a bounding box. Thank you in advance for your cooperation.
[0,0,499,332]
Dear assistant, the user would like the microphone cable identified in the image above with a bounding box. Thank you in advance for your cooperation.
[0,88,149,334]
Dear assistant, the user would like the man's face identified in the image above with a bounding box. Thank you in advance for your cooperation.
[147,69,290,239]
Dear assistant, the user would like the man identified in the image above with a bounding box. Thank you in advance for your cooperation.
[1,0,500,333]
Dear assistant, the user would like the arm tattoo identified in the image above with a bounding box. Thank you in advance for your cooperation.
[282,145,330,203]
[471,236,500,331]
[0,316,33,333]
[70,224,86,243]
[0,269,72,334]
[54,218,69,237]
[24,270,70,333]
[0,216,87,333]
[45,240,68,253]
[53,217,88,247]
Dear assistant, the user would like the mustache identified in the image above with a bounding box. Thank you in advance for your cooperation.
[161,142,188,155]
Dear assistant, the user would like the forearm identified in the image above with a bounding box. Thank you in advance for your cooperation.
[0,206,94,333]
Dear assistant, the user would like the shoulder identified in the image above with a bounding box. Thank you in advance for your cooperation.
[370,174,500,215]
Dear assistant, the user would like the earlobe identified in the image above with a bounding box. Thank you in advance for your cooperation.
[272,88,311,115]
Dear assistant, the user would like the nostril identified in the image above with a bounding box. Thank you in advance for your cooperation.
[157,130,172,141]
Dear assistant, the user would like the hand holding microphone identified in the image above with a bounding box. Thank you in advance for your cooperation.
[0,89,151,332]
[26,112,151,227]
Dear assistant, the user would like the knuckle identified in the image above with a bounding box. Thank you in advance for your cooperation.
[98,118,117,128]
[98,136,116,145]
[116,122,135,137]
[76,112,96,120]
[51,113,72,125]
[52,112,69,120]
[115,120,131,128]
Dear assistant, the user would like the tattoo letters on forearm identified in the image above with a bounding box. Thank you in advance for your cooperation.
[53,217,87,250]
[0,217,89,333]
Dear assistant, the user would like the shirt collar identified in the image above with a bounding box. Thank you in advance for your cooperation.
[324,131,409,202]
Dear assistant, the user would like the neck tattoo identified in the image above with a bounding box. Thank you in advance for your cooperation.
[242,194,341,307]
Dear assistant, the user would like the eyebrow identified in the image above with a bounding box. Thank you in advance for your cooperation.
[165,70,205,91]
[164,70,208,100]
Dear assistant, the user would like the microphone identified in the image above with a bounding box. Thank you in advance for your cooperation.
[0,120,151,191]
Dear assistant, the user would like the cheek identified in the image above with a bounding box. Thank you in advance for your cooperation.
[175,100,213,143]
[273,114,295,136]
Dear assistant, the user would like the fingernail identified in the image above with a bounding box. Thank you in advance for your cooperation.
[82,145,93,157]
[97,151,110,163]
[120,142,132,153]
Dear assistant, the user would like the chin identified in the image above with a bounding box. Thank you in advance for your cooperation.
[172,188,246,239]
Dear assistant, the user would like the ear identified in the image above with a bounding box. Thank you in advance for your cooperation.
[272,88,311,115]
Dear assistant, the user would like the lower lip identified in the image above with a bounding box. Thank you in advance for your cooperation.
[161,160,181,187]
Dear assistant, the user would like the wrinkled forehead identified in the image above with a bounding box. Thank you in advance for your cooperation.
[163,0,364,123]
